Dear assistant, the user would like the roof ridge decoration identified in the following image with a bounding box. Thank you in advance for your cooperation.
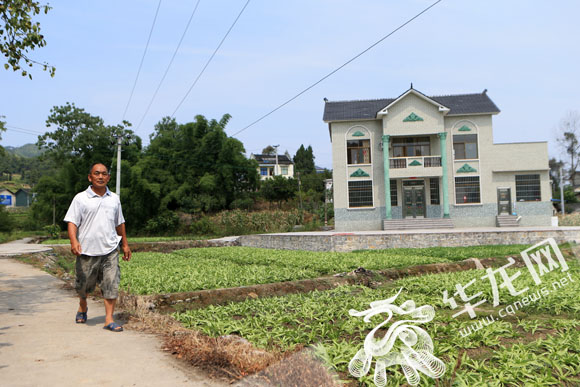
[457,163,477,173]
[350,168,370,177]
[458,125,471,132]
[403,112,424,122]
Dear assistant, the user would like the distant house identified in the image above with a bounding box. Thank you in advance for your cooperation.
[250,154,295,180]
[0,188,15,207]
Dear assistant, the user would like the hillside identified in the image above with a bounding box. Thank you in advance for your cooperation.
[5,144,43,158]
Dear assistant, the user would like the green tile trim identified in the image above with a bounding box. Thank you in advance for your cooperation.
[352,130,365,137]
[403,112,424,122]
[457,163,477,173]
[458,125,471,132]
[409,160,422,166]
[350,168,370,177]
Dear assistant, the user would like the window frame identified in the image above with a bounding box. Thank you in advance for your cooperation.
[455,176,481,204]
[347,139,372,165]
[453,134,478,160]
[390,179,397,206]
[348,180,374,208]
[515,174,541,201]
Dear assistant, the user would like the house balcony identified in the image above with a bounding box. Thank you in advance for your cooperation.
[388,156,443,178]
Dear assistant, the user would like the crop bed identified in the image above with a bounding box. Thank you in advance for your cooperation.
[119,245,527,295]
[171,250,580,386]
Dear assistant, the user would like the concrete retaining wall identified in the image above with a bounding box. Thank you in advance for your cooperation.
[239,228,580,252]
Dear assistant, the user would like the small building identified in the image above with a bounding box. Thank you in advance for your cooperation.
[323,87,551,231]
[250,154,295,180]
[0,188,16,207]
[15,188,32,207]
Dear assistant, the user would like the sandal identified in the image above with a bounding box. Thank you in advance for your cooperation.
[75,308,88,324]
[103,322,123,332]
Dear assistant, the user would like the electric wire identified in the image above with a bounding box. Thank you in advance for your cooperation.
[231,0,442,137]
[171,0,251,117]
[135,0,202,131]
[122,0,162,121]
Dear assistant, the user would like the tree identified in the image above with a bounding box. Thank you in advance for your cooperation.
[261,145,276,155]
[35,103,140,229]
[549,158,564,193]
[557,111,580,184]
[293,144,315,174]
[0,0,55,78]
[260,176,297,208]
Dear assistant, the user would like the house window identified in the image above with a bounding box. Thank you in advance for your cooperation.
[516,174,541,201]
[455,176,480,204]
[453,134,478,159]
[390,179,397,206]
[348,180,373,207]
[281,166,289,175]
[430,178,440,205]
[260,167,268,176]
[392,137,430,157]
[347,140,371,164]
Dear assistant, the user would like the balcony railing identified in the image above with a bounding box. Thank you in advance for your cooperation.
[389,156,442,169]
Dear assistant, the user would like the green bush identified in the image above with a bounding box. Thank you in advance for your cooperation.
[192,209,300,236]
[190,216,217,236]
[145,211,180,235]
[0,206,13,232]
[43,224,61,238]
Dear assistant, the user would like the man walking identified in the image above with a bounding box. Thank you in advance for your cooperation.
[64,163,131,332]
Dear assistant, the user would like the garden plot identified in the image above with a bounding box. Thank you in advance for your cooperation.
[119,245,528,295]
[171,248,580,386]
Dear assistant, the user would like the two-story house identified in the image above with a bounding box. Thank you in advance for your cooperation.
[250,153,295,180]
[323,87,551,231]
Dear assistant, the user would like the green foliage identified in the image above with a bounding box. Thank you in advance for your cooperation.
[144,211,180,235]
[260,176,297,206]
[293,144,315,175]
[120,244,531,295]
[124,115,259,231]
[0,0,55,78]
[42,224,59,238]
[172,257,580,386]
[0,205,13,232]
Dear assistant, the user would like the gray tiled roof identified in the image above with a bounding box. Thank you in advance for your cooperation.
[251,154,294,165]
[322,91,500,122]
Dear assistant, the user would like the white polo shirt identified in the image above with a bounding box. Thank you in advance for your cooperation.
[64,186,125,256]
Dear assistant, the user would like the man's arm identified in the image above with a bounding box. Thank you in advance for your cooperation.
[116,223,131,261]
[67,222,82,256]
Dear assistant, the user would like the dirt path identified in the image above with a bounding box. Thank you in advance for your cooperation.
[0,244,227,387]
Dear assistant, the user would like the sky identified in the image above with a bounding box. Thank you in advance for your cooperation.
[1,0,579,169]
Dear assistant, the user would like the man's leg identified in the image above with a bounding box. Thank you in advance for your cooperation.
[101,249,122,331]
[78,297,87,313]
[104,298,116,325]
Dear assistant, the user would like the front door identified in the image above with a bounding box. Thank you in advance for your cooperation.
[497,188,511,215]
[403,182,425,218]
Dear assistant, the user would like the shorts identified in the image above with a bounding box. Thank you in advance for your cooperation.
[74,249,121,299]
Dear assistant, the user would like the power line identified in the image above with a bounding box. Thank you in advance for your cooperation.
[171,0,251,117]
[122,0,162,121]
[4,125,44,137]
[231,0,442,137]
[135,0,202,131]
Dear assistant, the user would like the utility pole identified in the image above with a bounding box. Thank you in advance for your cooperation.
[324,179,332,227]
[297,172,303,223]
[113,134,131,196]
[560,166,565,215]
[273,144,280,176]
